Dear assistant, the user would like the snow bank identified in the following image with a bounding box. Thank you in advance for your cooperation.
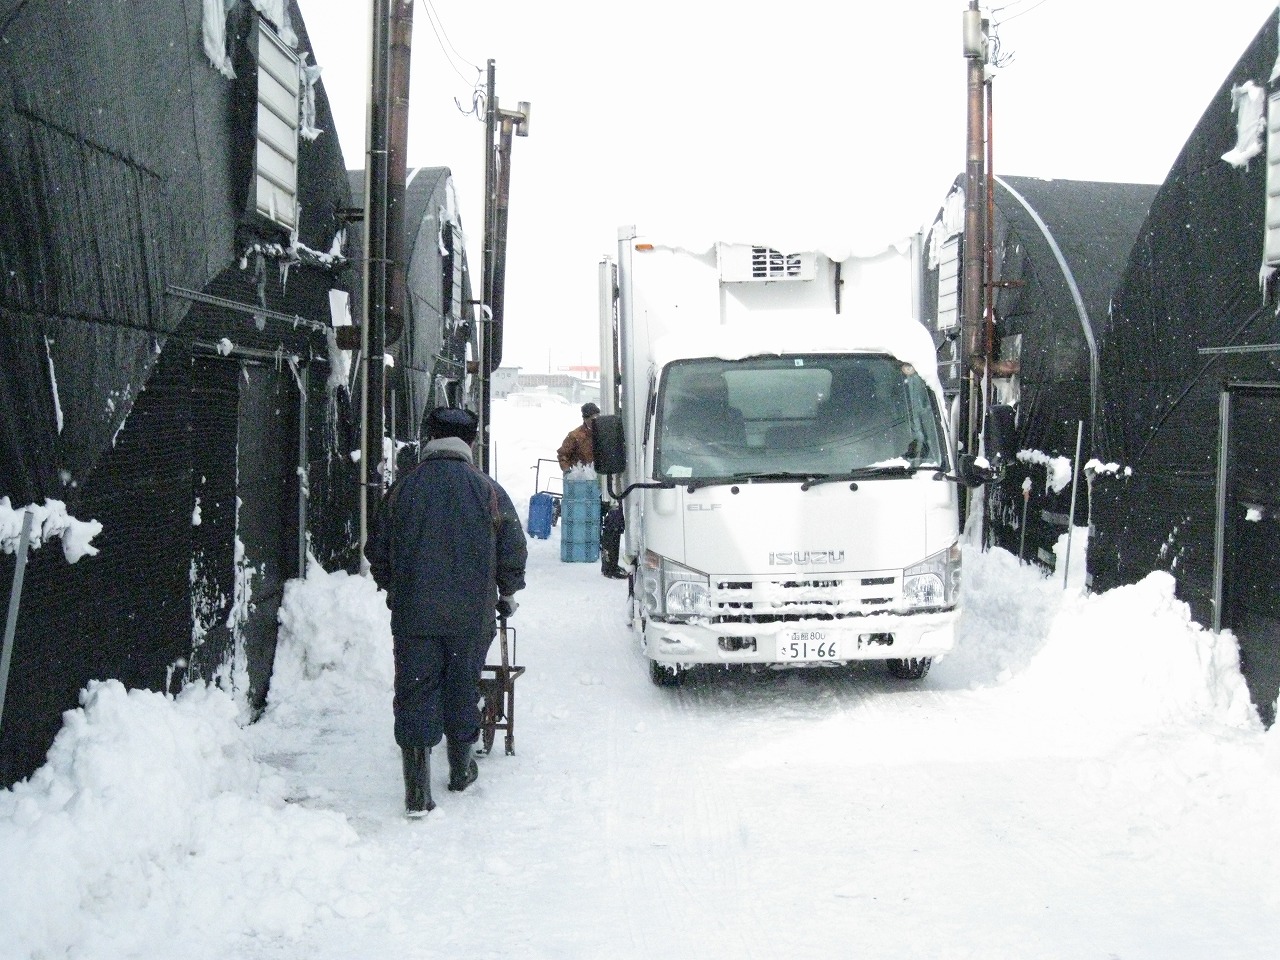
[943,544,1065,687]
[1017,570,1258,731]
[0,681,373,958]
[950,544,1258,734]
[270,562,393,710]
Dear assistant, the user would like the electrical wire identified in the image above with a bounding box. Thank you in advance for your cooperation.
[422,0,479,72]
[992,0,1051,26]
[418,0,481,86]
[416,0,487,118]
[987,28,1015,69]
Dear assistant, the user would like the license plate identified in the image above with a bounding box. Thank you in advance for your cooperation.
[777,630,841,661]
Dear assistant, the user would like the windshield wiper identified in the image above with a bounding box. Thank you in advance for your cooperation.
[799,464,923,490]
[685,471,814,492]
[684,465,939,493]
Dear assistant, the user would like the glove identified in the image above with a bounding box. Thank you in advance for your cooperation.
[497,596,518,618]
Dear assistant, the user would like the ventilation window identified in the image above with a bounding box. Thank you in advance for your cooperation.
[751,247,804,279]
[251,18,302,233]
[1265,90,1280,265]
[936,236,960,330]
[717,243,816,282]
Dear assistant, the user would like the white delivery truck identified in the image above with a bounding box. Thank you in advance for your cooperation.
[594,226,996,686]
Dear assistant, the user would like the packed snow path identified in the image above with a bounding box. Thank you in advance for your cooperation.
[251,541,1278,959]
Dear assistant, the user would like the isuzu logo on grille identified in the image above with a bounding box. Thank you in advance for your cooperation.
[769,550,845,565]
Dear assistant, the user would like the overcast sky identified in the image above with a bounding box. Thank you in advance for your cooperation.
[294,0,1279,373]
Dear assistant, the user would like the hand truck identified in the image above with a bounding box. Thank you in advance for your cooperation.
[478,616,524,756]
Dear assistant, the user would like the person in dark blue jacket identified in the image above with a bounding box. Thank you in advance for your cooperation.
[366,406,528,817]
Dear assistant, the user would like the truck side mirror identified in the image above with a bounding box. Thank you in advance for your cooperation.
[985,403,1017,464]
[592,414,627,475]
[956,453,996,488]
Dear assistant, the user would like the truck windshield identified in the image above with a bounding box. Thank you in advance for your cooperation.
[655,354,946,482]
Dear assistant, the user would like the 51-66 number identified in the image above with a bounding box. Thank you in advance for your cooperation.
[780,640,838,660]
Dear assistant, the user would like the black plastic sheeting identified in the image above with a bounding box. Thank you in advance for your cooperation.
[347,165,477,462]
[0,1,361,784]
[1091,9,1280,722]
[921,174,1156,568]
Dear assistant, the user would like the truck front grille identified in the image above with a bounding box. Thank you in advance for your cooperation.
[710,574,900,623]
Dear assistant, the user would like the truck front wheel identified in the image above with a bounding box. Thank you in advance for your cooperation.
[886,657,932,680]
[649,660,687,687]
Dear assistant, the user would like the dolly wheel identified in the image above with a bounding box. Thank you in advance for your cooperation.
[480,695,498,754]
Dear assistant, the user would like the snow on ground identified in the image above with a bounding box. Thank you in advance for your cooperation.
[3,399,1280,959]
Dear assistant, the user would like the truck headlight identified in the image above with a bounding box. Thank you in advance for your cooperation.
[643,551,711,619]
[902,542,961,610]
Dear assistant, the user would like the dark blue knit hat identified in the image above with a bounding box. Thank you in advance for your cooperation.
[426,406,479,443]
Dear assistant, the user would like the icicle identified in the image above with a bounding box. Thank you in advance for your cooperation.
[1221,81,1266,169]
[299,58,323,142]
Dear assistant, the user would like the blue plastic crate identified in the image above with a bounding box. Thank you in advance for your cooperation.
[560,536,600,563]
[526,492,555,539]
[559,478,601,562]
[562,497,600,524]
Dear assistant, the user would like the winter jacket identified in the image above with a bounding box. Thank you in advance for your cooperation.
[557,420,595,471]
[366,438,528,637]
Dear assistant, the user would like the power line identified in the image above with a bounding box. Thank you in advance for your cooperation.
[422,0,479,72]
[992,0,1051,26]
[416,0,486,118]
[418,0,480,85]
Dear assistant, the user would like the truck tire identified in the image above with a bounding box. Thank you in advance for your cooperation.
[886,657,931,680]
[649,659,687,687]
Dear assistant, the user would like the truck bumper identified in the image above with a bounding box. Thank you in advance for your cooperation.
[644,609,957,667]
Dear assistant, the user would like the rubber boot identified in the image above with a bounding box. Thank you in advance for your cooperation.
[600,548,627,580]
[446,737,479,792]
[401,745,435,817]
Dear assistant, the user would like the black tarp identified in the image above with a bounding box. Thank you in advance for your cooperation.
[921,174,1157,567]
[0,1,360,784]
[347,165,477,463]
[1090,9,1280,723]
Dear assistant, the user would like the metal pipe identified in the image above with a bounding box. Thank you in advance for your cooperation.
[961,2,987,454]
[166,286,328,334]
[0,509,34,735]
[297,362,309,579]
[384,0,413,350]
[1212,388,1232,631]
[478,60,497,474]
[191,340,306,364]
[1063,420,1084,589]
[598,258,616,416]
[389,385,397,485]
[984,75,996,416]
[358,0,390,571]
[490,114,516,368]
[1018,479,1030,564]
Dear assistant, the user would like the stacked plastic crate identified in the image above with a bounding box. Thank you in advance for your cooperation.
[560,478,601,562]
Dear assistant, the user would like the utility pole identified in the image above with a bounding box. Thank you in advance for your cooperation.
[476,59,529,474]
[961,1,989,464]
[358,0,413,568]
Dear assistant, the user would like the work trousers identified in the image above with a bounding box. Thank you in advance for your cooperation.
[601,502,624,556]
[393,632,487,749]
